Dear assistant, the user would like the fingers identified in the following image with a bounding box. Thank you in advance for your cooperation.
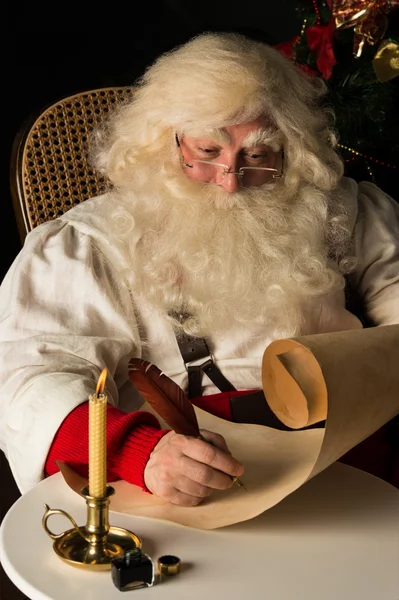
[161,479,211,507]
[147,466,214,507]
[169,475,213,505]
[182,436,244,479]
[165,490,202,507]
[179,455,234,490]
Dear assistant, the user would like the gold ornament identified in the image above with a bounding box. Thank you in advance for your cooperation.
[372,39,399,81]
[331,0,394,57]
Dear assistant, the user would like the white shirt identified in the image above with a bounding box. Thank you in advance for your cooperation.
[0,178,398,492]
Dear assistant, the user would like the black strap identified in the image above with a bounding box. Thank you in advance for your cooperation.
[188,359,236,398]
[230,390,325,430]
[176,334,211,363]
[230,390,290,428]
[175,333,236,398]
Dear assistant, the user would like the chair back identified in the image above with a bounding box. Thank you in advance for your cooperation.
[10,87,133,242]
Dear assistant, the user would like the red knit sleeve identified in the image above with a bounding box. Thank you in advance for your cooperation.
[45,402,170,492]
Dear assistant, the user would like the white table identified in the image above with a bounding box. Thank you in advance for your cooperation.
[1,463,398,600]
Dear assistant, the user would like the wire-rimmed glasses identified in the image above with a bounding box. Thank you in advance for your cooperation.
[175,134,284,187]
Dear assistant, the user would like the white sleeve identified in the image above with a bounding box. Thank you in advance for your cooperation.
[348,181,399,325]
[0,220,139,492]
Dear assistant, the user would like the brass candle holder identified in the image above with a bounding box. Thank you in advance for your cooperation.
[42,484,141,570]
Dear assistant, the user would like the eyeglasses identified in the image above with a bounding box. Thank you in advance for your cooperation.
[175,134,284,187]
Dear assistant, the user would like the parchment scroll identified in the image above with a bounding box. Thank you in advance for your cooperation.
[109,325,399,529]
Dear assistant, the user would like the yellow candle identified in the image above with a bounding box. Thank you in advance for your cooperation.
[88,369,108,498]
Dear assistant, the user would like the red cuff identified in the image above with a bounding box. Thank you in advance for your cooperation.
[45,402,169,492]
[191,389,258,421]
[108,423,168,491]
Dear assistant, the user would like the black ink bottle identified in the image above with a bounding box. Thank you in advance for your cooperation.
[111,547,155,591]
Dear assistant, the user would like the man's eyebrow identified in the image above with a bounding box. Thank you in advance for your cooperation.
[242,128,282,149]
[183,128,230,145]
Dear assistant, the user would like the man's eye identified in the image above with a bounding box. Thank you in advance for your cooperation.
[198,147,217,154]
[246,152,267,160]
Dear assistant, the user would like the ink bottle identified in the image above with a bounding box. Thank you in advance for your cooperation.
[111,547,155,591]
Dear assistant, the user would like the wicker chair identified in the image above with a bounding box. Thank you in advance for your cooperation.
[10,87,134,243]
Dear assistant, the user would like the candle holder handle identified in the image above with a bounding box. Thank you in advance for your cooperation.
[42,503,87,541]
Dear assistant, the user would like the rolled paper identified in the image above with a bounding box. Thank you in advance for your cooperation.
[262,325,399,431]
[261,341,328,429]
[262,324,399,477]
[88,369,108,498]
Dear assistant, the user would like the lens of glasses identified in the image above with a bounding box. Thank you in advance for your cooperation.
[239,167,278,186]
[191,161,279,186]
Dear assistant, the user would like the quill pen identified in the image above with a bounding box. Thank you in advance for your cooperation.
[128,358,246,489]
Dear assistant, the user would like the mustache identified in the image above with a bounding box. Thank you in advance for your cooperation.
[163,166,292,211]
[201,181,290,212]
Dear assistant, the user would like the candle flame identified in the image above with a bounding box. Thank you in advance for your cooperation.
[96,368,108,396]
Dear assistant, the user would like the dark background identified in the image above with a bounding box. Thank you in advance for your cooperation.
[1,2,397,598]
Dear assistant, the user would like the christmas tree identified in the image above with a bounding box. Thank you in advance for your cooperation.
[276,0,398,197]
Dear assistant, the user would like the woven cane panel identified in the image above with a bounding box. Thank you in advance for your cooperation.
[22,87,133,230]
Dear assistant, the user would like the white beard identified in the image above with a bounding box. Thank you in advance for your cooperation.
[112,172,351,338]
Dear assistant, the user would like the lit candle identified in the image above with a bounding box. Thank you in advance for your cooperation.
[88,368,108,498]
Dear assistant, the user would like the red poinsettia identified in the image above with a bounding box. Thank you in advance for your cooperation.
[306,18,337,79]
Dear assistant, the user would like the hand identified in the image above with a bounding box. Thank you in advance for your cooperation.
[143,429,244,506]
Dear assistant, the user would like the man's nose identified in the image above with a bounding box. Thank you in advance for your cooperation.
[218,171,241,193]
[216,158,241,192]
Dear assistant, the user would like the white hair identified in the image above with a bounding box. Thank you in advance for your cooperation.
[90,32,343,194]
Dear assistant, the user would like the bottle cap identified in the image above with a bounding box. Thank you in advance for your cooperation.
[157,555,181,576]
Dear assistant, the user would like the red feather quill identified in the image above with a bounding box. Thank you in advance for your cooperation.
[128,358,199,437]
